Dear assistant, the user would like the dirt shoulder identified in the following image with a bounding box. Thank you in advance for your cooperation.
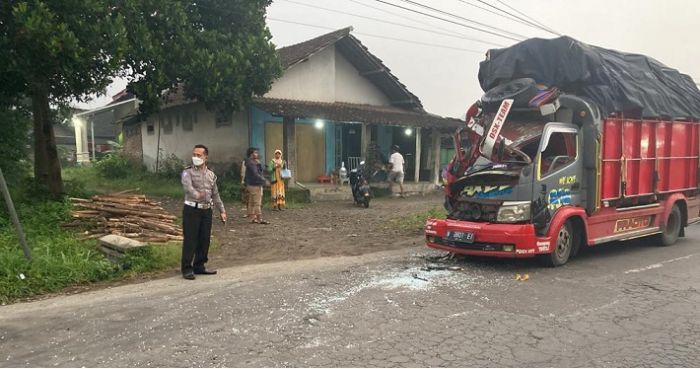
[160,193,444,268]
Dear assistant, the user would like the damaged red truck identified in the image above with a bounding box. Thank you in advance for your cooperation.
[425,37,700,266]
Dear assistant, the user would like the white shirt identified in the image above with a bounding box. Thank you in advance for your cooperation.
[389,152,404,173]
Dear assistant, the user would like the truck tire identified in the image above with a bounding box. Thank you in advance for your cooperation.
[656,204,682,246]
[481,78,538,110]
[540,221,573,267]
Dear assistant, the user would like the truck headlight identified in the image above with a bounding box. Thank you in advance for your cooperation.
[497,201,531,222]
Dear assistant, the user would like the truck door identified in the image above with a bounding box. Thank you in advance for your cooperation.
[535,123,583,212]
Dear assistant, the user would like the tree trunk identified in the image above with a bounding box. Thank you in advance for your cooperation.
[32,88,64,195]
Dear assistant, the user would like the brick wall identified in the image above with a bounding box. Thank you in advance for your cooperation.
[122,123,143,164]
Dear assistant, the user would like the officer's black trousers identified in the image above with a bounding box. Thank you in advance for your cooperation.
[181,205,213,274]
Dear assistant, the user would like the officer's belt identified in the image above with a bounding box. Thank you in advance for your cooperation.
[184,200,212,209]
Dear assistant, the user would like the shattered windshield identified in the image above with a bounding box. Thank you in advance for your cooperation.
[469,118,543,166]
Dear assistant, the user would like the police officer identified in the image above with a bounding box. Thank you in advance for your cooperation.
[180,144,227,280]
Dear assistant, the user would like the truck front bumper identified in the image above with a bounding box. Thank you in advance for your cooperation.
[425,219,551,258]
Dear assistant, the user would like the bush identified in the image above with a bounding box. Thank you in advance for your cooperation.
[94,153,136,179]
[157,153,186,180]
[219,181,243,202]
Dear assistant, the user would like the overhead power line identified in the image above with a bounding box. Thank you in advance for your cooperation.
[267,18,485,53]
[455,0,555,35]
[395,0,530,40]
[349,0,466,38]
[491,0,561,36]
[372,0,523,42]
[280,0,503,47]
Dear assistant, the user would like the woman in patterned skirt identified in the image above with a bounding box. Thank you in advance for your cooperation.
[268,149,287,211]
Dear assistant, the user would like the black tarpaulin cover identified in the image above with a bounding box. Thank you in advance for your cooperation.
[478,36,700,119]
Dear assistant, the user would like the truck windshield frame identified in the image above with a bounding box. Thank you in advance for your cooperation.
[537,123,579,180]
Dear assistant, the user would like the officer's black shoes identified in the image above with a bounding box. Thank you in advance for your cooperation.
[194,269,217,275]
[183,272,196,280]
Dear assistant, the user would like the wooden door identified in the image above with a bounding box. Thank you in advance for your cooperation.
[265,122,325,183]
[295,124,325,182]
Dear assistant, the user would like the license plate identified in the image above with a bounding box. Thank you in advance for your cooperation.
[447,231,475,243]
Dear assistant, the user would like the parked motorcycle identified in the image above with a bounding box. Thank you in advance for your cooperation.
[349,161,371,208]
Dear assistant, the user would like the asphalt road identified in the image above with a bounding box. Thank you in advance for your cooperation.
[1,226,699,367]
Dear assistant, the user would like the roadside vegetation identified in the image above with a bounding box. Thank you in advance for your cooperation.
[394,207,447,234]
[0,183,182,304]
[1,151,309,303]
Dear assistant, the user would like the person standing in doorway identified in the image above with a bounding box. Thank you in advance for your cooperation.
[245,147,270,224]
[181,144,227,280]
[388,144,405,198]
[268,149,287,211]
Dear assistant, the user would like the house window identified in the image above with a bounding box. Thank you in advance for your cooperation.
[163,113,173,134]
[215,109,232,127]
[182,110,193,132]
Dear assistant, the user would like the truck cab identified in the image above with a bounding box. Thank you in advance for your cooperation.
[428,88,605,266]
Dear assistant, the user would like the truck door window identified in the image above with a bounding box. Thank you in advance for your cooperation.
[540,132,576,176]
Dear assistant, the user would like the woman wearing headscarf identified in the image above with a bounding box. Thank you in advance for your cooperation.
[268,149,287,211]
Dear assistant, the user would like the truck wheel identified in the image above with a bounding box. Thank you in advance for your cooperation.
[657,204,681,246]
[481,78,537,108]
[540,221,573,267]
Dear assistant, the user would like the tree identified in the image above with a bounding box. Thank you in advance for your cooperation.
[0,0,281,195]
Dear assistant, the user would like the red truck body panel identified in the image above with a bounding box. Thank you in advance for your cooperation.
[601,118,699,201]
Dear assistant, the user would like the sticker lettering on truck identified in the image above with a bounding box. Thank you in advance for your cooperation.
[614,216,652,233]
[536,241,550,252]
[548,188,572,210]
[462,185,513,198]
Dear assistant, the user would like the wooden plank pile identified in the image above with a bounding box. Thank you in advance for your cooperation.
[63,191,182,243]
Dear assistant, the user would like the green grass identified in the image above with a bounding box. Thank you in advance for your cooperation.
[120,242,182,277]
[393,207,447,234]
[64,165,311,205]
[0,175,183,304]
[63,166,183,198]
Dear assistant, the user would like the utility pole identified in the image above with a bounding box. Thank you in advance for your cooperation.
[0,167,31,260]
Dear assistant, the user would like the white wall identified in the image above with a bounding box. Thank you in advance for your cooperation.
[141,102,248,171]
[334,48,391,106]
[265,46,335,102]
[265,45,392,106]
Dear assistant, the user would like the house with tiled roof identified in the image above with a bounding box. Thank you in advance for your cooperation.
[126,27,461,185]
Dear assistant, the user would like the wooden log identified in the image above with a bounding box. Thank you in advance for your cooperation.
[69,197,91,203]
[88,200,166,212]
[110,189,141,196]
[124,216,181,229]
[72,203,178,220]
[92,201,166,212]
[72,210,101,215]
[92,195,146,202]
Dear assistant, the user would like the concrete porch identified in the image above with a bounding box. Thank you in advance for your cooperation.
[298,181,442,202]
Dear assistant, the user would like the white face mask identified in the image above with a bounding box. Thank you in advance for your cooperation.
[192,156,205,167]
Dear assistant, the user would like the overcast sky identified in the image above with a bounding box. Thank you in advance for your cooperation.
[77,0,700,118]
